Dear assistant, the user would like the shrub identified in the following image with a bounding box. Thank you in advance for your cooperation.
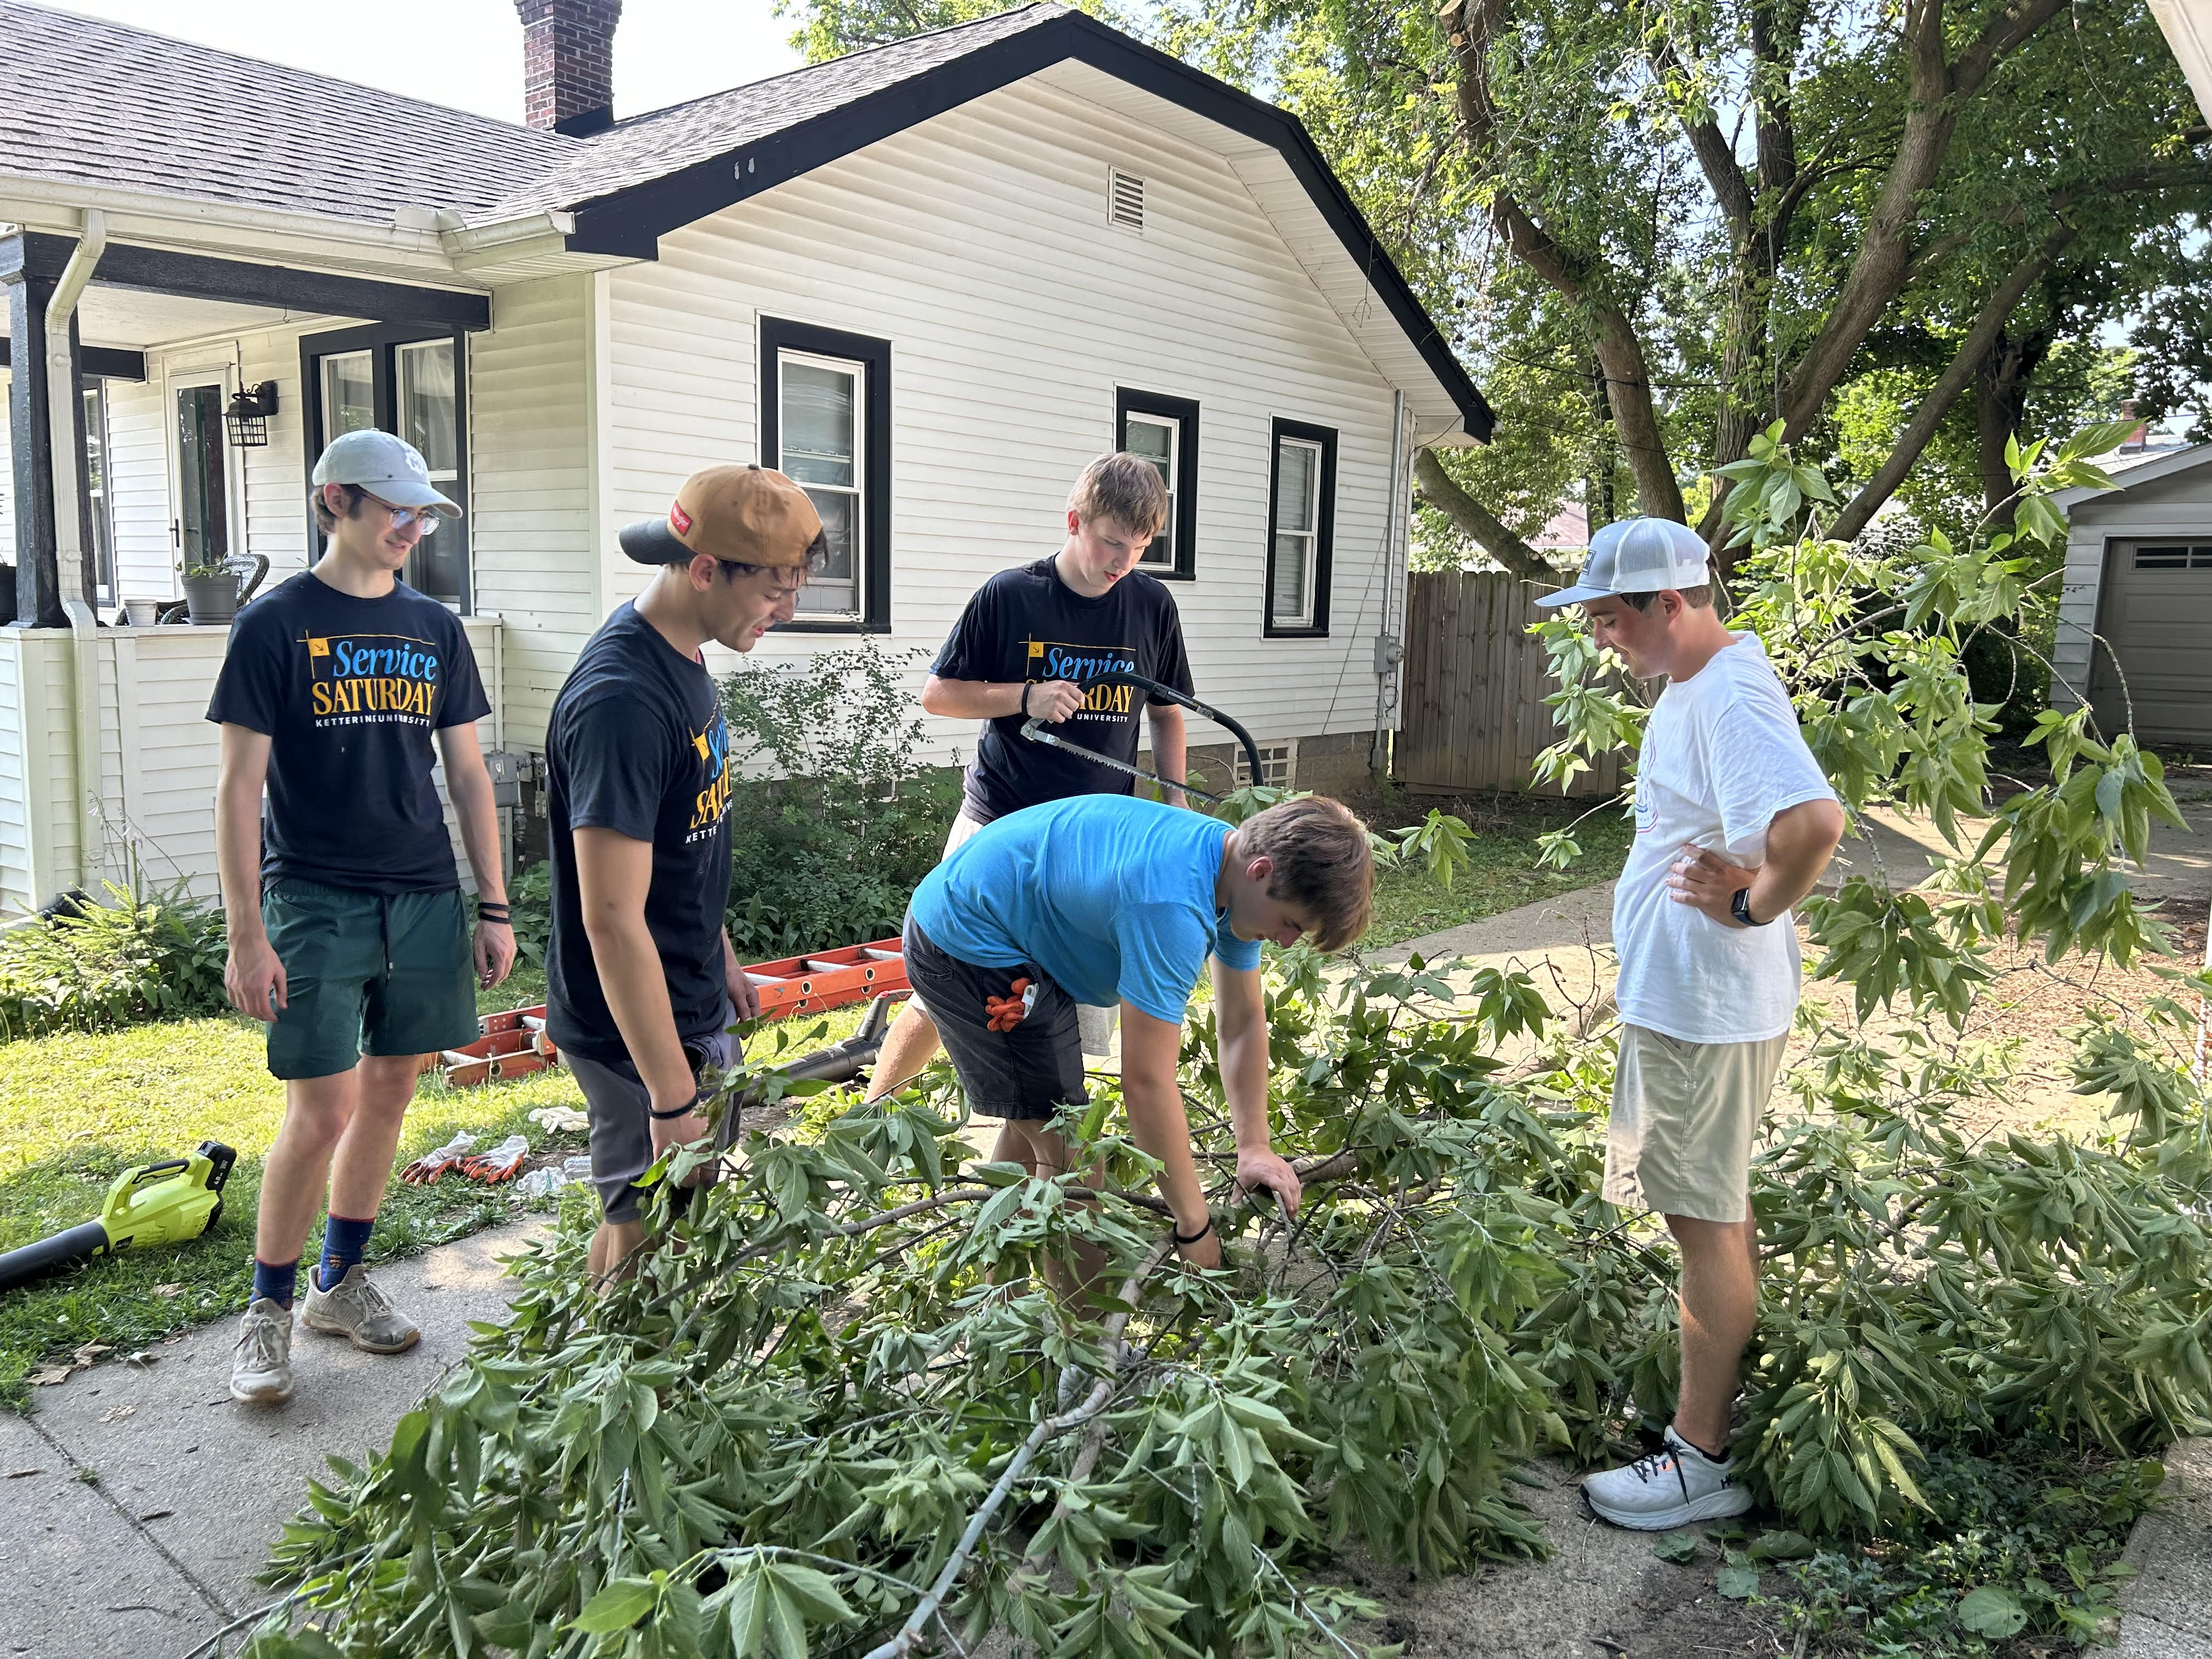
[718,643,963,956]
[0,883,228,1041]
[506,859,553,970]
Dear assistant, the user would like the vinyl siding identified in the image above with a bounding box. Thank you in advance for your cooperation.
[470,273,597,753]
[600,74,1408,768]
[2052,464,2212,718]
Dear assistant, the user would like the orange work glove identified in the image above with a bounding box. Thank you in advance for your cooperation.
[984,977,1034,1033]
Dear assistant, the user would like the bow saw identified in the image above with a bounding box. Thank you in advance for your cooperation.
[1019,668,1266,808]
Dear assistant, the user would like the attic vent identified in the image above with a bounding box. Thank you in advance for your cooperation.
[1108,168,1146,231]
[1234,741,1296,792]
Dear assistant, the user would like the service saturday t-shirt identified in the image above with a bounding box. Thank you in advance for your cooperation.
[933,556,1194,823]
[204,571,489,894]
[544,603,736,1064]
[910,794,1262,1025]
[1611,632,1838,1045]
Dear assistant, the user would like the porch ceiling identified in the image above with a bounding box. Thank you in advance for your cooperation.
[74,285,301,349]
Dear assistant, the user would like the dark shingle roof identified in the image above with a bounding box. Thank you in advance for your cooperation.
[483,5,1068,218]
[0,0,577,223]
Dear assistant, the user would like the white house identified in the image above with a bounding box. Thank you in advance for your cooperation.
[0,0,1489,918]
[2051,441,2212,750]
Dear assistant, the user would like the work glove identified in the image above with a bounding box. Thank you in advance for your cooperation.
[398,1131,479,1185]
[460,1133,531,1183]
[985,977,1034,1033]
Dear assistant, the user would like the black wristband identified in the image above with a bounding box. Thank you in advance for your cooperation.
[1019,682,1032,719]
[648,1087,707,1121]
[1172,1216,1214,1246]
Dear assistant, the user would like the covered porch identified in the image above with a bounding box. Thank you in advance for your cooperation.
[1,221,505,916]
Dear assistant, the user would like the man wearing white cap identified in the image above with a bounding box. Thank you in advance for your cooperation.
[1536,517,1844,1528]
[211,429,517,1404]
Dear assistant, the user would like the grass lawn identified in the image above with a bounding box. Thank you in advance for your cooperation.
[1353,786,1633,948]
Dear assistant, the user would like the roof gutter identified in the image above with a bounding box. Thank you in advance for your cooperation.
[43,209,107,894]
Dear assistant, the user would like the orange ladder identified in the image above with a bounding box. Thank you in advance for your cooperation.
[437,935,910,1088]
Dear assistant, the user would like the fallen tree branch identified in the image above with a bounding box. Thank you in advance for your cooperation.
[861,1236,1178,1659]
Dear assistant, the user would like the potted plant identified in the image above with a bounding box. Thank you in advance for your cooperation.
[178,558,238,625]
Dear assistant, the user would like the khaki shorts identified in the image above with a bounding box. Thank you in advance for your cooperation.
[938,809,1116,1058]
[1604,1024,1788,1223]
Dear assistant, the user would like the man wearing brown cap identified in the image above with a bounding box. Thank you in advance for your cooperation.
[544,465,826,1280]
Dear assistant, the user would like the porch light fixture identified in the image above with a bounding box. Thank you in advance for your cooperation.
[224,381,279,448]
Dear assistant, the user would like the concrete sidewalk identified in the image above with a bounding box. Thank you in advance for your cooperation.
[2,1220,544,1659]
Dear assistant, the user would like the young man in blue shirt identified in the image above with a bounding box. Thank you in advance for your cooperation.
[901,793,1373,1270]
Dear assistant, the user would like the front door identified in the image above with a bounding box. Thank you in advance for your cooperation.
[172,374,231,579]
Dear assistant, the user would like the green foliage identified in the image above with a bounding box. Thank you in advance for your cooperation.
[0,883,227,1042]
[506,859,553,972]
[1770,1437,2162,1654]
[245,928,2212,1654]
[1536,419,2193,1019]
[718,644,965,956]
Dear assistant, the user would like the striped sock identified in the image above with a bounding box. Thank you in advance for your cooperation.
[251,1257,298,1311]
[317,1215,376,1293]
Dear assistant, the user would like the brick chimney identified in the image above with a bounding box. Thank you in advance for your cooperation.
[517,0,622,136]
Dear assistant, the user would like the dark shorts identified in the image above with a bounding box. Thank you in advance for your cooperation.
[261,878,478,1081]
[566,1005,740,1224]
[902,912,1085,1123]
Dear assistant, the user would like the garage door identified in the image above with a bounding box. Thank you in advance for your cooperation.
[2089,539,2212,747]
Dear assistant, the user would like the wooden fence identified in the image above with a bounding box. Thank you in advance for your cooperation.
[1395,571,1628,797]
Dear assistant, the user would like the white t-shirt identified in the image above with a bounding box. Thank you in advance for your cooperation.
[1612,632,1836,1044]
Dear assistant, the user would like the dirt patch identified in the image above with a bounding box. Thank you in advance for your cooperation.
[1794,892,2208,1141]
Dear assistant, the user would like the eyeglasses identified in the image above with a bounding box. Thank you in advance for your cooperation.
[360,492,442,534]
[715,529,833,597]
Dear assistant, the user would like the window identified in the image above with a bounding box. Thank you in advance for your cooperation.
[1115,388,1198,580]
[1264,419,1336,637]
[300,324,470,608]
[761,317,891,631]
[2131,543,2212,570]
[82,382,114,602]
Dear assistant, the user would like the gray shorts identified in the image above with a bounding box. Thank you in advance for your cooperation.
[568,1005,739,1223]
[1604,1024,1788,1223]
[933,809,1118,1057]
[902,912,1086,1122]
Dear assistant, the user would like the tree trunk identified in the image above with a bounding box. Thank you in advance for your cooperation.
[1829,223,2076,543]
[1413,449,1552,580]
[1585,358,1616,535]
[1974,327,2050,529]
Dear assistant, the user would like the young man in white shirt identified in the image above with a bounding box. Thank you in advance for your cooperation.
[1536,518,1846,1528]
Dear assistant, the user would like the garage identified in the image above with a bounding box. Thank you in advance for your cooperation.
[2051,443,2212,750]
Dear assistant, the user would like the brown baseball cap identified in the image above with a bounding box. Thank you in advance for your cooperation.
[619,464,829,569]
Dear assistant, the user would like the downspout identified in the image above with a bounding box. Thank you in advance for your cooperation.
[1370,391,1411,778]
[44,210,107,891]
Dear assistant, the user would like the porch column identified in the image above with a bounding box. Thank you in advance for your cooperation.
[2,232,96,629]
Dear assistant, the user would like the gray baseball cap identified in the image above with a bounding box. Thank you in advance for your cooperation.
[311,428,460,516]
[1534,516,1712,607]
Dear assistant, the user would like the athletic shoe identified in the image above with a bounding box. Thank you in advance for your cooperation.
[1582,1426,1753,1530]
[230,1297,295,1404]
[301,1263,420,1355]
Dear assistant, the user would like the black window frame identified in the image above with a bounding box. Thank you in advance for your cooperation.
[299,321,471,610]
[1263,417,1336,639]
[1115,388,1198,581]
[761,316,892,634]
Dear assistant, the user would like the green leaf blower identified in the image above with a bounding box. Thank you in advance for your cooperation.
[0,1141,237,1293]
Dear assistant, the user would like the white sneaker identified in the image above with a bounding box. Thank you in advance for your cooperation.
[301,1263,420,1354]
[1582,1426,1752,1530]
[230,1297,295,1403]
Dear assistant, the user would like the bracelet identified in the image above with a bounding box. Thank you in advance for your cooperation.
[1172,1216,1214,1247]
[648,1088,707,1121]
[1019,682,1032,719]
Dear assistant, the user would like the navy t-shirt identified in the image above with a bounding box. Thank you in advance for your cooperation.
[544,603,735,1065]
[204,571,489,894]
[933,556,1193,823]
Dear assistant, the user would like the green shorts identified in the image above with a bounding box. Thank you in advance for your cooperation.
[261,878,478,1081]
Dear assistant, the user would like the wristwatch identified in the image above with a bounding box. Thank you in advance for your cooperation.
[1730,888,1769,928]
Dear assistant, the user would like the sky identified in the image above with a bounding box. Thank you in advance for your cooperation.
[46,0,806,125]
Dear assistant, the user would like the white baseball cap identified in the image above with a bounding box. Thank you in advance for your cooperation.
[1534,516,1711,607]
[311,428,460,516]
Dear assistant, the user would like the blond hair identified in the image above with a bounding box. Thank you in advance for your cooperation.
[1066,452,1170,539]
[1232,796,1375,952]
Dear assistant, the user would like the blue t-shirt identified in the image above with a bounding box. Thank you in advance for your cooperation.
[910,795,1263,1024]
